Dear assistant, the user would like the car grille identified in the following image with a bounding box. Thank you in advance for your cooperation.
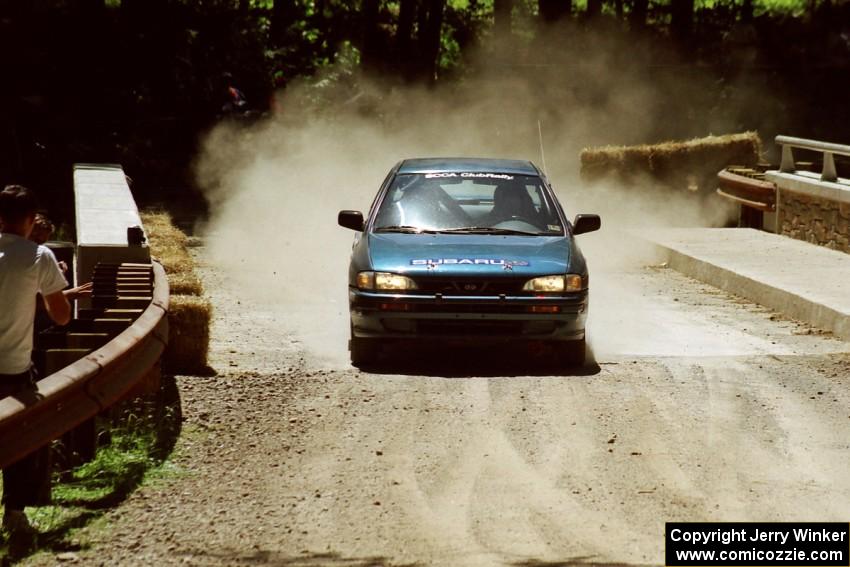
[412,277,527,296]
[417,320,524,335]
[411,303,530,313]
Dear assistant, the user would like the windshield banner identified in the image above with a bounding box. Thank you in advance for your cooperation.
[424,172,515,180]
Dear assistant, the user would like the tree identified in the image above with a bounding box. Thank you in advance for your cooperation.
[629,0,649,28]
[361,0,382,73]
[396,0,417,76]
[539,0,571,23]
[418,0,446,82]
[494,0,514,35]
[272,0,293,44]
[670,0,694,40]
[740,0,754,22]
[73,0,106,15]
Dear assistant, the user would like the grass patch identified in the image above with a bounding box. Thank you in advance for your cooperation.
[0,377,183,563]
[2,214,198,562]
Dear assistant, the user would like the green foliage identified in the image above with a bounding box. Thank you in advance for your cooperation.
[752,0,807,16]
[439,29,463,74]
[0,383,182,562]
[293,40,363,113]
[0,0,846,228]
[694,0,806,14]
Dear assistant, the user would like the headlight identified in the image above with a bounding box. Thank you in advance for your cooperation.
[376,273,417,290]
[357,271,418,291]
[522,274,584,293]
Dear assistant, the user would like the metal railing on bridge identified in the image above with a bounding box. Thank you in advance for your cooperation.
[777,135,850,183]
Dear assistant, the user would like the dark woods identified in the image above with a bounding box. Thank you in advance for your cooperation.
[0,0,848,218]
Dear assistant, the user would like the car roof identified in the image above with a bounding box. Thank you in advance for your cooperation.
[397,158,540,176]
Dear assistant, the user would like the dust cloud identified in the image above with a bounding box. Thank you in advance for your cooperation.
[195,42,743,366]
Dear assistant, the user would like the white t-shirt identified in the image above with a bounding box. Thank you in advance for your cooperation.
[0,233,68,374]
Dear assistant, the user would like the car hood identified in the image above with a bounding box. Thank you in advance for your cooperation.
[366,233,571,276]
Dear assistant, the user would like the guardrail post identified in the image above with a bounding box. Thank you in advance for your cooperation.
[822,152,838,182]
[779,144,795,173]
[60,418,97,467]
[43,349,98,469]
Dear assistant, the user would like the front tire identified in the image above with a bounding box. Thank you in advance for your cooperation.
[557,336,586,367]
[350,336,380,367]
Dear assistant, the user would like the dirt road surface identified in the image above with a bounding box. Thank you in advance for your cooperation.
[26,244,850,567]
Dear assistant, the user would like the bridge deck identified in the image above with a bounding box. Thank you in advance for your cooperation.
[642,228,850,341]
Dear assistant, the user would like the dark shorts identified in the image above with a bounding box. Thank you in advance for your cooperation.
[0,368,36,399]
[1,366,50,510]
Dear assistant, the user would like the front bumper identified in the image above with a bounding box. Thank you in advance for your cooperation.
[349,288,588,342]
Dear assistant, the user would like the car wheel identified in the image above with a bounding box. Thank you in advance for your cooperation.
[557,337,586,367]
[350,336,380,367]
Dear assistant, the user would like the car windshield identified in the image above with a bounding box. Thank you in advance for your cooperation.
[372,173,564,235]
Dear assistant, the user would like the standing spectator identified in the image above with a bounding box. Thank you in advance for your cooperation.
[27,212,93,335]
[27,213,55,246]
[0,185,70,537]
[220,72,248,115]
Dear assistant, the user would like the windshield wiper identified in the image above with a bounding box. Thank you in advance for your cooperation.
[437,227,539,236]
[374,225,437,234]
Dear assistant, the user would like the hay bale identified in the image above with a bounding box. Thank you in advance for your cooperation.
[157,247,195,277]
[140,211,188,248]
[140,211,195,275]
[580,145,651,181]
[141,210,210,374]
[168,271,204,296]
[580,132,762,193]
[650,132,762,182]
[164,294,212,374]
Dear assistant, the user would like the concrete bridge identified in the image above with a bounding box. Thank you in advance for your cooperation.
[650,135,850,341]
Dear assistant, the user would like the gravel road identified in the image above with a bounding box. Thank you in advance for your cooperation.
[25,244,850,567]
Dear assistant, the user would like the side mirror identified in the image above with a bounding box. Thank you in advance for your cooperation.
[338,210,365,231]
[572,214,601,235]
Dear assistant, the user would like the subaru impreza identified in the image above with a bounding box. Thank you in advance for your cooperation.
[338,158,600,367]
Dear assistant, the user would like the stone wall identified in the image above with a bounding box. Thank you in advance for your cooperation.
[778,189,850,253]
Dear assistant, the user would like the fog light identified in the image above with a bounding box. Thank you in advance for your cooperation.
[357,271,375,290]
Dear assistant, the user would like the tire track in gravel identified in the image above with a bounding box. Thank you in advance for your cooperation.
[23,251,850,567]
[266,351,850,567]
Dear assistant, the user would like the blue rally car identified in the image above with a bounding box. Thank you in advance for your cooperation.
[338,158,600,367]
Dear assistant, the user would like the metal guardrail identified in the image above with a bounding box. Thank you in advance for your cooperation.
[716,167,777,212]
[776,135,850,183]
[0,262,169,469]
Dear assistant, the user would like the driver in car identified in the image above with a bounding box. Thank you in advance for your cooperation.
[480,181,539,227]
